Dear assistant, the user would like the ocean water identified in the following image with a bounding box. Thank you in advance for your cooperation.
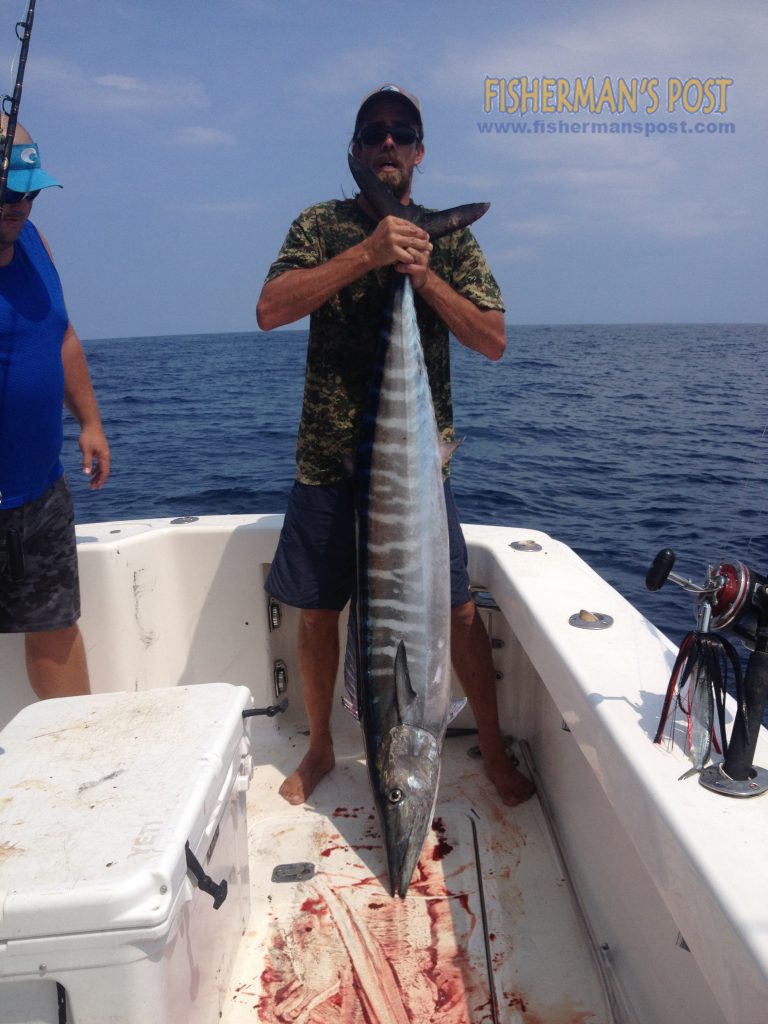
[63,323,768,651]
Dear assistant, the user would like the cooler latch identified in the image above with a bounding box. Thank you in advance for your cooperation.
[185,841,228,909]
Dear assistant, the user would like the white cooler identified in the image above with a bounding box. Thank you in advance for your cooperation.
[0,683,253,1024]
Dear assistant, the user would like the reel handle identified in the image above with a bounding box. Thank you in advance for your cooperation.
[646,549,676,592]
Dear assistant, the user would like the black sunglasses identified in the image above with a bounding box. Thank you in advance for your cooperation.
[2,188,41,204]
[356,122,421,147]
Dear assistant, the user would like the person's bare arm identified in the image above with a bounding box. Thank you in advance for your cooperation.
[37,229,111,487]
[412,269,505,360]
[397,249,506,361]
[61,324,110,488]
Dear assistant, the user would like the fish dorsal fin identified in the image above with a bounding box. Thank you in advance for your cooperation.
[394,639,418,724]
[348,155,490,240]
[448,697,467,723]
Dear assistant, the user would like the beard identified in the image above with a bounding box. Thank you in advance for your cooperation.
[374,157,413,199]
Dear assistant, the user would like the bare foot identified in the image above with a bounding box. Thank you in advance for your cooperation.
[279,745,335,805]
[482,747,536,807]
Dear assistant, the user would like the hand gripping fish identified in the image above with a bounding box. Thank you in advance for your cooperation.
[344,159,490,897]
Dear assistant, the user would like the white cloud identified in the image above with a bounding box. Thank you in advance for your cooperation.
[297,50,399,100]
[426,0,766,111]
[427,169,498,190]
[491,244,544,264]
[173,127,236,146]
[503,216,566,238]
[30,58,210,113]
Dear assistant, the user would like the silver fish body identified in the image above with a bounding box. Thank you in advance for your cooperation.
[353,275,456,898]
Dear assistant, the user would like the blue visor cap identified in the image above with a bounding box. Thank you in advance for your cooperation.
[7,143,62,192]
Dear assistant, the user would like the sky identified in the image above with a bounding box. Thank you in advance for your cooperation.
[2,0,766,339]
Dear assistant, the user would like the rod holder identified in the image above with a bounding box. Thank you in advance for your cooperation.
[701,639,768,797]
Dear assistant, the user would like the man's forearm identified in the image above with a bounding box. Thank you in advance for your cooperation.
[61,325,103,429]
[257,245,372,329]
[414,269,506,361]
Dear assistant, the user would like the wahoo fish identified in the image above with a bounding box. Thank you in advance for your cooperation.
[344,159,490,897]
[345,275,457,898]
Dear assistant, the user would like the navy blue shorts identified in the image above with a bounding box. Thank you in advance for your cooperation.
[265,478,471,611]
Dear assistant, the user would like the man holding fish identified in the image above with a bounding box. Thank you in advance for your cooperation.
[257,84,534,813]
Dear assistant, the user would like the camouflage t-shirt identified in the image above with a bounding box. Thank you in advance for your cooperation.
[265,198,504,485]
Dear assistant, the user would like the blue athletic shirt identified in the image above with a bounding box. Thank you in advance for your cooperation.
[0,221,68,508]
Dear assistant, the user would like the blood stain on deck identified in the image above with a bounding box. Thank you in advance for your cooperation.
[255,820,492,1023]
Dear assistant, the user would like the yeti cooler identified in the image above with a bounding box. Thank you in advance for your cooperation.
[0,684,253,1024]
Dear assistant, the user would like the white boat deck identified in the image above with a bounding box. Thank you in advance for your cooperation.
[3,513,768,1023]
[225,709,615,1024]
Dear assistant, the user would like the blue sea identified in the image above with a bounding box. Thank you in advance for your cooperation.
[64,323,768,652]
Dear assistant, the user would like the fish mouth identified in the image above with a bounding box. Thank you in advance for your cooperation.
[373,725,441,898]
[386,820,432,898]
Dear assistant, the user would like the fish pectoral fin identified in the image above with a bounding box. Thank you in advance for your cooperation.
[341,694,360,720]
[342,604,361,719]
[447,697,467,723]
[439,436,463,466]
[394,640,418,723]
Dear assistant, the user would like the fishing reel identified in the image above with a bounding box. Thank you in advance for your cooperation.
[647,549,768,797]
[646,548,768,649]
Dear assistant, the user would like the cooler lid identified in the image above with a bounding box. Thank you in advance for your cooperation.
[0,684,252,941]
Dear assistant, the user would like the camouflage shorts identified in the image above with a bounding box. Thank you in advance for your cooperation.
[0,476,80,633]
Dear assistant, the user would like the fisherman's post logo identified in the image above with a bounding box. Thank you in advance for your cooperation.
[480,76,735,137]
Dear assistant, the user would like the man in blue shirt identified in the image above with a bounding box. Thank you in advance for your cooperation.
[0,117,110,698]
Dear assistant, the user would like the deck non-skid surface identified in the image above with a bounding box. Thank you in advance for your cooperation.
[224,720,612,1024]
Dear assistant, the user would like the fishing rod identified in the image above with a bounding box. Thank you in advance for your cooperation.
[0,0,37,210]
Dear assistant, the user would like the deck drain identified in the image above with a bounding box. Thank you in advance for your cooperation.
[271,862,315,884]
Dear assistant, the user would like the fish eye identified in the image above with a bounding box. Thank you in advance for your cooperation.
[388,788,403,804]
